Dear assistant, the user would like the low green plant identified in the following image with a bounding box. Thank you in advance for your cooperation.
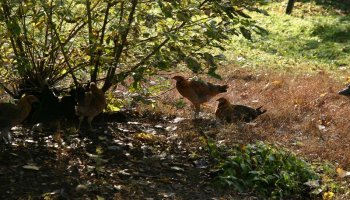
[214,141,320,199]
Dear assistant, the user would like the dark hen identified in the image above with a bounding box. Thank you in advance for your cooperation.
[30,84,62,129]
[59,86,86,123]
[339,84,350,96]
[215,97,266,123]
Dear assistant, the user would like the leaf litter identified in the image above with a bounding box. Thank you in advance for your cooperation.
[0,110,237,200]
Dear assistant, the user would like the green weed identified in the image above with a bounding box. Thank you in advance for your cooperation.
[214,141,320,199]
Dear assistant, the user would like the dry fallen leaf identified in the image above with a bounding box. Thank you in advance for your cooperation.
[319,92,327,97]
[134,132,160,143]
[166,125,178,132]
[171,117,186,123]
[22,164,40,171]
[97,195,105,200]
[323,191,335,200]
[336,167,350,178]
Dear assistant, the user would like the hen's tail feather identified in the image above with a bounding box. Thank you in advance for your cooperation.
[218,85,228,93]
[256,106,267,115]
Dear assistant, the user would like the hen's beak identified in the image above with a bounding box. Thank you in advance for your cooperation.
[339,86,350,96]
[216,98,223,102]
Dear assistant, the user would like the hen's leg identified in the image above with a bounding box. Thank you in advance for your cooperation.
[55,120,61,133]
[1,128,11,144]
[87,116,95,131]
[194,104,200,119]
[77,116,84,131]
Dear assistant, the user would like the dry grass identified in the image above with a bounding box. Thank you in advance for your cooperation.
[158,66,350,168]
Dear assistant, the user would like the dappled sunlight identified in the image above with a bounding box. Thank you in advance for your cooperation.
[1,0,350,199]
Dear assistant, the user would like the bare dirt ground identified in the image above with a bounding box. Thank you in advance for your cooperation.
[1,67,350,199]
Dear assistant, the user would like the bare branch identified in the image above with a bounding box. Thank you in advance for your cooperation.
[103,0,138,91]
[91,2,113,82]
[46,13,79,87]
[102,0,210,91]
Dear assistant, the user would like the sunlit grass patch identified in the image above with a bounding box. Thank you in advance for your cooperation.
[226,2,350,73]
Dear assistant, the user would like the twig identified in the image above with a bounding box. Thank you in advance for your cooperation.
[150,86,176,99]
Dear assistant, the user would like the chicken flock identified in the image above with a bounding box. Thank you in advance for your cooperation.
[0,82,106,144]
[172,76,267,123]
[1,75,350,144]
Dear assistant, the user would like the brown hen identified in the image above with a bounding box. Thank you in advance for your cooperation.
[173,76,228,118]
[75,82,106,131]
[0,95,39,143]
[215,97,266,123]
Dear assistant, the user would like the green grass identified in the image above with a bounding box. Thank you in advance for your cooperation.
[227,1,350,72]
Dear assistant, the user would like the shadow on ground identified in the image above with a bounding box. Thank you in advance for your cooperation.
[0,111,242,199]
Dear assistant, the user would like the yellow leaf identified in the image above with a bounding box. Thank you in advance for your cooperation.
[96,146,103,154]
[272,80,281,85]
[271,80,283,87]
[320,92,327,97]
[336,167,350,178]
[323,191,334,200]
[294,98,304,105]
[134,133,158,143]
[107,104,120,112]
[35,20,45,28]
[60,69,67,75]
[96,195,105,200]
[135,133,153,139]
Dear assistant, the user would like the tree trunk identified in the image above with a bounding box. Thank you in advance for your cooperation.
[286,0,295,15]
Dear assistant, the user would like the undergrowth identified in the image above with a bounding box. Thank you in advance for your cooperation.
[211,141,321,199]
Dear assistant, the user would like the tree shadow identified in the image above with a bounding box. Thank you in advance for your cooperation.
[0,142,78,199]
[0,112,241,199]
[251,13,350,64]
[311,16,350,43]
[299,0,350,14]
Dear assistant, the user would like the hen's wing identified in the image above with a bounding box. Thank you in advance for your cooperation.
[189,80,227,102]
[216,104,234,123]
[31,86,61,123]
[0,103,21,128]
[60,95,77,121]
[75,91,93,116]
[75,83,106,119]
[88,85,106,116]
[231,105,260,122]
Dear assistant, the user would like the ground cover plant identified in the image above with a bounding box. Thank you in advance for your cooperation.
[214,142,320,199]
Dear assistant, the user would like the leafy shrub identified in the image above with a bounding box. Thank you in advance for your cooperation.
[0,0,266,97]
[214,142,319,199]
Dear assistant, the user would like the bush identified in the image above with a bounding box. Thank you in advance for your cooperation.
[214,141,319,199]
